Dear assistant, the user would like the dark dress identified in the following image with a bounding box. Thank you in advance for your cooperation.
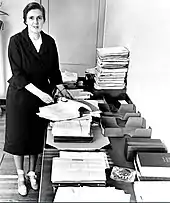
[4,27,63,155]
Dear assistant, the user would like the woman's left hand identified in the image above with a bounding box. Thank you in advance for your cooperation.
[55,84,73,100]
[60,88,73,99]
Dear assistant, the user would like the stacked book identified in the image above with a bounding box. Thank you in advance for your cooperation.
[94,46,130,90]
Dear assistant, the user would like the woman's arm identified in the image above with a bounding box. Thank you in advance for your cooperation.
[25,83,54,104]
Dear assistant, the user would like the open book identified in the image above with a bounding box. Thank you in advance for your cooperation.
[51,151,108,185]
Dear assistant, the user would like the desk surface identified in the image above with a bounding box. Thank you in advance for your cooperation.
[38,93,136,202]
[38,135,136,202]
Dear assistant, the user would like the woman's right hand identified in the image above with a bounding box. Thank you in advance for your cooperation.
[25,83,54,104]
[38,91,54,104]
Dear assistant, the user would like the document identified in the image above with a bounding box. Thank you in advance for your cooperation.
[68,89,93,100]
[61,70,78,82]
[37,98,92,121]
[134,181,170,202]
[53,186,130,202]
[59,151,109,168]
[52,116,92,138]
[51,152,107,183]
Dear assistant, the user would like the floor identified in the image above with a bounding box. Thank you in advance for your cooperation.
[0,106,42,202]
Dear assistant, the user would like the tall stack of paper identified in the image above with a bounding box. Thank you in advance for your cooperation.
[94,46,130,90]
[51,151,108,185]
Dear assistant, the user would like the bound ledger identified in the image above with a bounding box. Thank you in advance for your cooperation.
[51,151,108,185]
[136,152,170,178]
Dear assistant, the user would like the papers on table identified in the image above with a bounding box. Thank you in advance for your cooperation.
[46,125,110,151]
[59,151,109,168]
[37,98,101,121]
[37,98,92,121]
[52,116,92,138]
[68,89,93,100]
[53,186,130,202]
[134,181,170,202]
[51,116,93,142]
[61,70,78,83]
[51,151,108,184]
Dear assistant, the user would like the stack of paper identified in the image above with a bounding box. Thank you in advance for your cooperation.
[61,70,78,83]
[53,186,130,202]
[51,116,93,142]
[51,151,109,185]
[68,89,93,100]
[37,98,92,121]
[94,46,130,90]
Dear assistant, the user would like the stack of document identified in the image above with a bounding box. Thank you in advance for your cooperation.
[61,70,78,83]
[37,98,92,121]
[51,151,109,185]
[51,116,93,142]
[53,186,130,202]
[94,46,130,90]
[68,89,93,100]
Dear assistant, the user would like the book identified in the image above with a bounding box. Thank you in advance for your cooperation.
[51,151,108,185]
[134,158,170,181]
[136,152,170,178]
[53,186,130,202]
[125,138,167,161]
[52,116,93,143]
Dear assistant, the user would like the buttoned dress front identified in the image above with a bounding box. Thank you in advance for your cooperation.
[4,27,63,155]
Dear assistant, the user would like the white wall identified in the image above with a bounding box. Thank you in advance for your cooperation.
[104,0,170,150]
[0,0,40,98]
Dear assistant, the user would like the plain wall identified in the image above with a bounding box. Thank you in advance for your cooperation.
[103,0,170,150]
[0,0,39,98]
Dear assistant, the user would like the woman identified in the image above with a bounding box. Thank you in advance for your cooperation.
[4,2,71,196]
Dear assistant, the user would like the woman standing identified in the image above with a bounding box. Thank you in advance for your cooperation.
[4,2,71,196]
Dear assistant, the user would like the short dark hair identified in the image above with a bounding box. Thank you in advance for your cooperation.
[23,2,46,25]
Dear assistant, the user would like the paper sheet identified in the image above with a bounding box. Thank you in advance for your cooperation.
[53,186,130,202]
[37,98,92,121]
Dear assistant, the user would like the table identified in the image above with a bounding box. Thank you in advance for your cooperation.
[38,92,136,202]
[38,135,136,202]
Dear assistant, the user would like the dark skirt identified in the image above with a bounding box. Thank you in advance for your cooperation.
[4,86,48,155]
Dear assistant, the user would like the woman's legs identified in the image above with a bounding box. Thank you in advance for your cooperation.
[27,154,39,190]
[13,155,27,196]
[13,155,24,170]
[28,154,38,172]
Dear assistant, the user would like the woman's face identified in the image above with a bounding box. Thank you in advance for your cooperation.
[26,9,44,34]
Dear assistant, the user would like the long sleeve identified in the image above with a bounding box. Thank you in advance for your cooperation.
[48,39,63,91]
[7,35,30,89]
